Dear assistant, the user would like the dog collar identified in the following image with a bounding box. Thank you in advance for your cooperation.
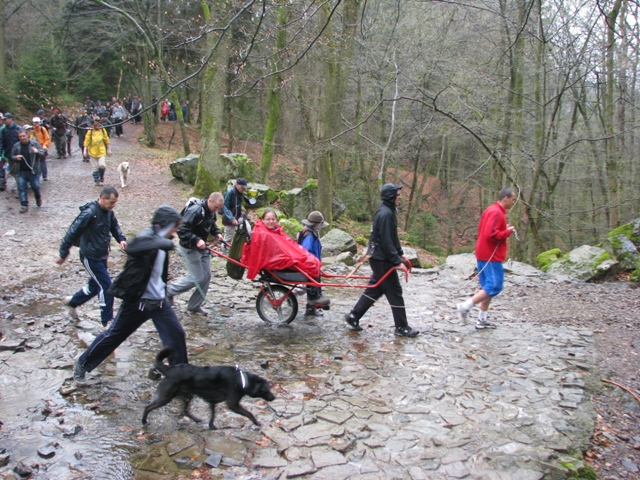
[236,366,247,390]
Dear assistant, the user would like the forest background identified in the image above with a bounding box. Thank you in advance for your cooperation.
[1,0,638,264]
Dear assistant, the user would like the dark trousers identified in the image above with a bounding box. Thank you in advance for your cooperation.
[114,120,123,136]
[78,300,187,373]
[18,170,41,206]
[53,131,66,157]
[0,160,6,189]
[41,152,48,179]
[350,259,408,328]
[70,255,114,326]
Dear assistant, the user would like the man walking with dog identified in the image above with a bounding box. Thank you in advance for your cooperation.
[456,187,516,329]
[56,186,127,327]
[166,192,224,316]
[74,205,188,383]
[344,184,419,337]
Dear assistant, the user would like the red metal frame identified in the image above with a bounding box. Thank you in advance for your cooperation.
[210,247,411,290]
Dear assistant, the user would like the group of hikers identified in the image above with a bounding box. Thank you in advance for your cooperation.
[54,170,517,384]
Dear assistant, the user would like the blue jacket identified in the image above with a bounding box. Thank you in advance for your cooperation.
[301,229,322,260]
[59,200,126,261]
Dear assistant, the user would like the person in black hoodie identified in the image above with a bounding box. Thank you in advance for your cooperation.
[73,205,187,383]
[56,186,127,326]
[343,184,419,337]
[10,129,46,212]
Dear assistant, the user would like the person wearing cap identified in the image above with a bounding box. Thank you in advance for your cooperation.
[36,109,51,131]
[300,211,331,316]
[83,116,112,186]
[50,108,68,158]
[344,184,419,337]
[222,177,249,248]
[31,117,51,180]
[11,129,46,213]
[73,205,188,384]
[75,107,92,162]
[56,186,127,326]
[166,192,224,316]
[0,113,21,191]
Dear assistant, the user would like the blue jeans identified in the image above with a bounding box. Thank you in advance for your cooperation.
[77,300,187,373]
[41,153,48,179]
[70,255,114,326]
[18,170,41,206]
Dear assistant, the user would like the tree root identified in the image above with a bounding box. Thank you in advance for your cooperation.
[601,378,640,405]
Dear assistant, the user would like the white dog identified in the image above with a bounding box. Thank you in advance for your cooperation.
[117,162,130,188]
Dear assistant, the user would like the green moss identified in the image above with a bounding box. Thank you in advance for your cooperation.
[568,465,597,480]
[193,163,219,197]
[608,223,633,240]
[593,251,612,268]
[632,258,640,282]
[536,248,563,271]
[356,236,368,246]
[279,218,303,239]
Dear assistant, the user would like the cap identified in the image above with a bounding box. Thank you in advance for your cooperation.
[37,109,44,115]
[32,117,41,123]
[80,106,86,111]
[93,116,101,122]
[236,178,248,187]
[302,211,329,229]
[22,124,33,130]
[4,113,13,119]
[0,113,4,120]
[53,108,61,114]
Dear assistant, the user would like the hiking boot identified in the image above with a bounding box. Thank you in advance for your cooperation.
[188,306,208,316]
[475,319,495,330]
[344,314,363,332]
[456,303,470,324]
[36,197,42,207]
[63,296,79,320]
[19,205,28,213]
[395,326,420,337]
[148,368,162,381]
[308,296,330,307]
[74,354,87,383]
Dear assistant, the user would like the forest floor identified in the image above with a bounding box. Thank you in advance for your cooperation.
[0,120,639,479]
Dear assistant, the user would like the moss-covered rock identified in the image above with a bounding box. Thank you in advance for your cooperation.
[279,218,303,240]
[602,233,639,271]
[546,245,618,281]
[536,248,563,272]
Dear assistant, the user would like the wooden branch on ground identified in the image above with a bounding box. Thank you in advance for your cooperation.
[601,378,640,405]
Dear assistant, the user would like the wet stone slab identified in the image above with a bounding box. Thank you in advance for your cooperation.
[0,259,600,479]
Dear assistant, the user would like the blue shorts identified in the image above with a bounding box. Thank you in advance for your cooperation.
[477,261,504,297]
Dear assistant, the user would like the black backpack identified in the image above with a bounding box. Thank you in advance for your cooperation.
[71,202,98,247]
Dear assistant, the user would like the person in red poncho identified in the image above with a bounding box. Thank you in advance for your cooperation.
[456,188,516,329]
[241,210,329,312]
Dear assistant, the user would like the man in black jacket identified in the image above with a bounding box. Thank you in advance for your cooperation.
[74,205,187,383]
[344,184,419,337]
[56,186,127,326]
[166,192,224,316]
[11,129,46,213]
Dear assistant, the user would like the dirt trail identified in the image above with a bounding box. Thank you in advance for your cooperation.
[0,124,639,479]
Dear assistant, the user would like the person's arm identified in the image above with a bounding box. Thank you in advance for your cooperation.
[489,210,513,241]
[177,205,203,249]
[222,189,237,224]
[110,214,127,250]
[210,213,222,239]
[57,206,95,262]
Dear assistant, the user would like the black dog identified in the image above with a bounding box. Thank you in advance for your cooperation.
[142,347,275,429]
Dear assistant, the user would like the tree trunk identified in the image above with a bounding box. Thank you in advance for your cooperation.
[195,1,231,195]
[260,5,287,183]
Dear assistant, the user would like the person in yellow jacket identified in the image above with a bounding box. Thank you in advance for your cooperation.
[83,116,111,186]
[31,117,51,181]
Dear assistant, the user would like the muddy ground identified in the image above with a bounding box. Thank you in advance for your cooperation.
[0,123,639,479]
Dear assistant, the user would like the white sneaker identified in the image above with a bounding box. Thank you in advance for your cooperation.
[456,303,470,324]
[63,296,79,320]
[475,319,495,330]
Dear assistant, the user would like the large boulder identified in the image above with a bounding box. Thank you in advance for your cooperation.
[220,153,256,181]
[321,228,357,257]
[546,245,617,281]
[439,253,476,279]
[602,234,639,271]
[280,179,346,222]
[169,153,200,185]
[402,246,422,268]
[536,248,563,272]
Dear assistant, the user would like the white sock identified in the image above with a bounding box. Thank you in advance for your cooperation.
[478,311,488,322]
[462,299,474,311]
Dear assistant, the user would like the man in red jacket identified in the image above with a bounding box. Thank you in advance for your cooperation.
[457,188,516,329]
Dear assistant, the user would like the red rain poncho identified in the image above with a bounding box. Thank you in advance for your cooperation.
[241,220,321,280]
